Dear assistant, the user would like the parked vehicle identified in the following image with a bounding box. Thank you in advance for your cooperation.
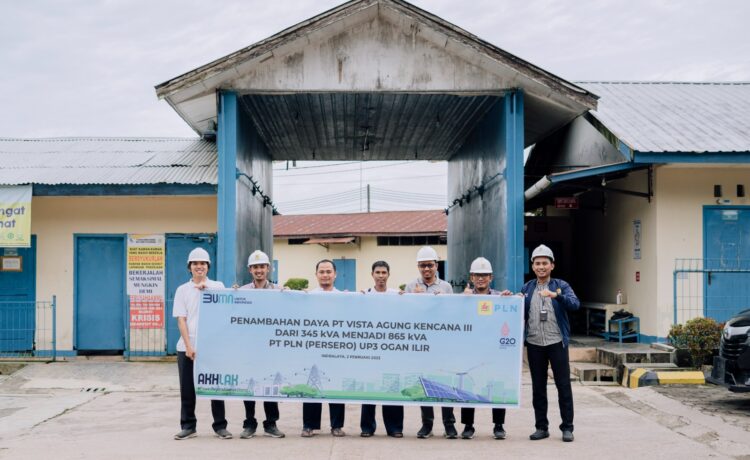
[708,309,750,392]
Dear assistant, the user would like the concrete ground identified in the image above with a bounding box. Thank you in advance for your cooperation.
[1,361,749,460]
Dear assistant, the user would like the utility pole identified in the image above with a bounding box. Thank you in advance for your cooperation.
[367,184,371,213]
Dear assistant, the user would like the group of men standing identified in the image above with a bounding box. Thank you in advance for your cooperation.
[172,243,579,443]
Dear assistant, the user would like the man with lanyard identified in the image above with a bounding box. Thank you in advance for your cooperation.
[522,244,579,443]
[301,259,346,438]
[404,246,457,439]
[360,260,404,438]
[460,257,508,440]
[172,248,229,440]
[236,250,285,439]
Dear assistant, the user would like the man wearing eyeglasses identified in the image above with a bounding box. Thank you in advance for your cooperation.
[404,246,456,439]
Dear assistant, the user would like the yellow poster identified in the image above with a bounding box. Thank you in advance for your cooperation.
[0,185,32,248]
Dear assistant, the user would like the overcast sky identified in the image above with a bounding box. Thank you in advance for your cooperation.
[2,0,748,212]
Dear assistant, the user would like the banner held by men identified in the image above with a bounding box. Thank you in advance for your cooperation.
[195,289,523,408]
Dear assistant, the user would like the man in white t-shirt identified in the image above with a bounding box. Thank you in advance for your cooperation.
[360,260,404,438]
[301,259,346,438]
[172,248,228,440]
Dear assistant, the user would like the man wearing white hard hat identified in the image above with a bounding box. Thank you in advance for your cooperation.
[236,250,285,438]
[404,247,457,439]
[521,244,579,443]
[172,248,228,440]
[460,257,508,440]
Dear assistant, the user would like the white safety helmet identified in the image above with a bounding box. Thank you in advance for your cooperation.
[187,247,211,264]
[247,250,270,267]
[416,246,439,262]
[470,257,493,274]
[530,244,555,262]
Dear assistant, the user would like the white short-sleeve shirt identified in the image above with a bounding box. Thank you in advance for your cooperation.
[172,278,225,352]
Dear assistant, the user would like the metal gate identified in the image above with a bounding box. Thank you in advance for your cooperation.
[673,258,750,324]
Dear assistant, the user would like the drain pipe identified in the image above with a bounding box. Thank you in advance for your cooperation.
[524,175,552,201]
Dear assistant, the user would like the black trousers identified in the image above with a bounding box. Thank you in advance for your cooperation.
[420,406,455,427]
[360,404,404,435]
[526,341,574,432]
[242,401,280,429]
[460,407,506,426]
[177,351,226,431]
[302,402,345,430]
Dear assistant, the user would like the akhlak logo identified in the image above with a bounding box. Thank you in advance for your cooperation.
[478,300,493,315]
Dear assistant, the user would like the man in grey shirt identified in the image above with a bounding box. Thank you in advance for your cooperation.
[237,250,285,439]
[404,246,456,439]
[520,245,579,443]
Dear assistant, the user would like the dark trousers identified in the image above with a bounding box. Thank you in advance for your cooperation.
[177,351,226,431]
[302,402,345,430]
[420,406,455,428]
[526,341,574,432]
[460,407,506,426]
[360,404,404,435]
[242,401,280,429]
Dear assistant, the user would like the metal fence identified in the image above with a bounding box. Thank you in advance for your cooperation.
[674,259,750,325]
[0,296,56,360]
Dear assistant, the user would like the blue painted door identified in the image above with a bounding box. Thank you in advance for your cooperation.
[75,236,126,352]
[704,207,750,322]
[333,258,356,292]
[165,234,217,354]
[0,236,36,352]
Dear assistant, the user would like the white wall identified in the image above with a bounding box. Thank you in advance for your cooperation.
[575,168,658,336]
[31,195,217,351]
[575,165,750,338]
[272,236,448,291]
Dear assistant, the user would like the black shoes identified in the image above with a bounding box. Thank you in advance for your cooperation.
[264,425,285,438]
[562,430,574,442]
[240,427,256,439]
[461,424,475,439]
[214,428,233,439]
[493,424,506,440]
[360,431,374,438]
[416,425,433,438]
[529,429,550,440]
[443,423,458,439]
[173,428,197,440]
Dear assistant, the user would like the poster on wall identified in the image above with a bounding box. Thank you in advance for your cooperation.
[633,219,642,260]
[0,185,32,248]
[127,234,165,329]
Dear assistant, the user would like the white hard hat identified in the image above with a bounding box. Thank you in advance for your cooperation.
[416,246,439,262]
[188,247,211,264]
[247,250,270,267]
[470,257,493,274]
[531,244,554,262]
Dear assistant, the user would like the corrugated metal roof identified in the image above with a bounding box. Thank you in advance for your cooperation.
[274,210,447,237]
[579,82,750,154]
[0,138,217,185]
[242,93,498,160]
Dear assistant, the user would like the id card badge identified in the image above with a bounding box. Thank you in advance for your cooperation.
[540,308,548,321]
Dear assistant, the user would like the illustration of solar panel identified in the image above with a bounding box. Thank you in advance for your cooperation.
[419,377,490,403]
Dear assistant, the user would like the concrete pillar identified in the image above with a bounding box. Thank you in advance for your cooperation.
[217,91,274,286]
[447,91,524,292]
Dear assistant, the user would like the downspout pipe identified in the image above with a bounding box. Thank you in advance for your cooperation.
[524,175,552,201]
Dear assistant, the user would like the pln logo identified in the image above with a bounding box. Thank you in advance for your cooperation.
[477,300,493,315]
